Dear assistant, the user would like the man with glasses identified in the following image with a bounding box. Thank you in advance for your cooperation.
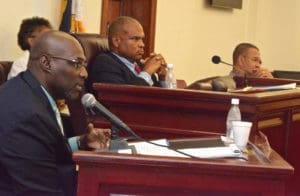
[7,16,52,80]
[0,30,110,195]
[230,43,273,78]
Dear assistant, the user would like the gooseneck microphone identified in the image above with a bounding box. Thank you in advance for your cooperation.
[82,93,141,150]
[211,55,233,66]
[211,55,221,64]
[81,93,199,157]
[211,55,248,87]
[81,93,137,138]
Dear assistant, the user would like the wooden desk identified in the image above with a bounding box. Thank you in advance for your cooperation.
[89,77,300,195]
[92,79,300,156]
[73,138,293,196]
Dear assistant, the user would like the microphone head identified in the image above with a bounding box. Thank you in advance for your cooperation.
[81,93,97,108]
[212,55,221,64]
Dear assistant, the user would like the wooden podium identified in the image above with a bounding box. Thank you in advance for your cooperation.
[73,138,293,196]
[88,77,300,195]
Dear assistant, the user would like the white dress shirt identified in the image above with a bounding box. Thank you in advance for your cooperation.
[7,50,29,80]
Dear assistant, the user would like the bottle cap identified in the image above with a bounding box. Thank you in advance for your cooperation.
[231,98,239,105]
[167,64,173,69]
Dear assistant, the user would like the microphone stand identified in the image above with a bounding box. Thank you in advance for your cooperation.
[86,106,130,151]
[220,61,233,67]
[109,125,129,151]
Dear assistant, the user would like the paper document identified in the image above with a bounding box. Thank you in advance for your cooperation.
[128,139,184,157]
[127,139,242,159]
[228,82,297,93]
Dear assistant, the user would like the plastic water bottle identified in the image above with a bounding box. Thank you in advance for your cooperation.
[165,64,177,89]
[226,98,241,140]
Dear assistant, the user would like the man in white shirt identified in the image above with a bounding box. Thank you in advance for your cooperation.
[8,16,52,79]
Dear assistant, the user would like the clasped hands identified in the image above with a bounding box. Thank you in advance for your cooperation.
[140,53,167,80]
[233,66,273,78]
[78,123,111,151]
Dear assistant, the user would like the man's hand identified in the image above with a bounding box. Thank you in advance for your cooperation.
[78,123,111,150]
[233,66,273,78]
[141,53,167,78]
[252,68,274,78]
[157,65,167,81]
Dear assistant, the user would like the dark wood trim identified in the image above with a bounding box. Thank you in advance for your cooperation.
[100,0,157,57]
[74,138,293,196]
[100,0,122,36]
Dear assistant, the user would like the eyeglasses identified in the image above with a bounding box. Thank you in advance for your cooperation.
[50,55,87,69]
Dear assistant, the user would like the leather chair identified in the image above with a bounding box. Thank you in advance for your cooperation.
[186,76,236,92]
[0,61,13,85]
[71,33,109,91]
[67,33,109,135]
[186,76,219,90]
[273,70,300,80]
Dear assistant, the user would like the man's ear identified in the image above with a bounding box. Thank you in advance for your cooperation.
[236,55,245,67]
[28,37,34,48]
[39,55,52,73]
[111,36,120,48]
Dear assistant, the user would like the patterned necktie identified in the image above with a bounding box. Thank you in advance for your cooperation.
[134,62,141,74]
[54,106,64,135]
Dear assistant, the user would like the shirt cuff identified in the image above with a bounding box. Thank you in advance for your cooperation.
[138,71,154,86]
[68,136,80,152]
[160,81,166,88]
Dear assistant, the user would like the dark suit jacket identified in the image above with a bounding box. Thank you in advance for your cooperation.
[0,71,76,196]
[87,52,161,93]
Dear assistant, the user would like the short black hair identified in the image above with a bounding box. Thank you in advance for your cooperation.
[232,43,259,65]
[18,16,52,50]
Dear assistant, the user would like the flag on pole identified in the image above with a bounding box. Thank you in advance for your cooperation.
[59,0,72,32]
[59,0,85,33]
[72,0,85,33]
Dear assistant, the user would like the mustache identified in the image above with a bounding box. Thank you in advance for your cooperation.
[64,83,84,100]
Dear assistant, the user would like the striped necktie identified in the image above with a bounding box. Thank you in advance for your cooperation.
[134,62,141,74]
[54,106,64,135]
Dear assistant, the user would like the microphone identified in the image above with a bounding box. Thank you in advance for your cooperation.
[81,93,137,137]
[80,94,199,157]
[211,56,238,91]
[81,93,142,150]
[211,55,233,66]
[211,55,249,88]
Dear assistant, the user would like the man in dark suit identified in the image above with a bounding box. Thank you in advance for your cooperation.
[0,31,110,196]
[87,16,167,92]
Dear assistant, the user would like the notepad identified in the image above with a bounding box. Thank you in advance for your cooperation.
[228,82,297,93]
[125,139,243,159]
